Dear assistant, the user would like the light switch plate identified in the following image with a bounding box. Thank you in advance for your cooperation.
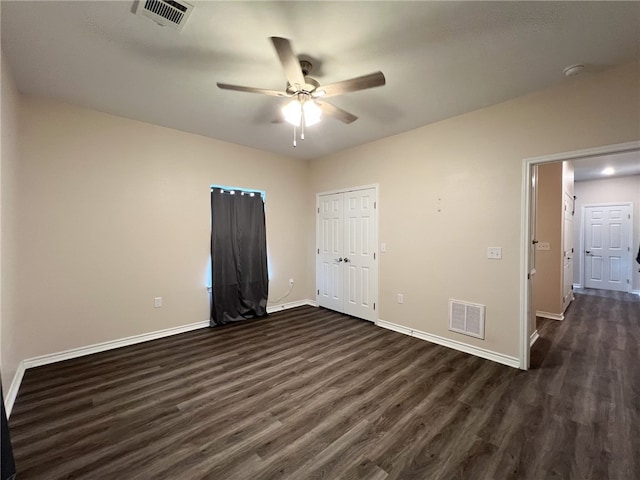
[536,242,551,251]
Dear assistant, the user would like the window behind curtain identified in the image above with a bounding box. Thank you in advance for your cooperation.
[210,187,268,325]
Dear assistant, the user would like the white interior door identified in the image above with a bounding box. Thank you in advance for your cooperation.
[562,193,574,310]
[316,187,378,322]
[584,204,632,292]
[317,193,344,313]
[343,189,377,320]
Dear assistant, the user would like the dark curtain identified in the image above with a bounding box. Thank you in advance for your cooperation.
[1,385,17,480]
[210,188,268,325]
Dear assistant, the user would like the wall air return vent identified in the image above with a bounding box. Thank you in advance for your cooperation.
[136,0,194,31]
[449,299,485,339]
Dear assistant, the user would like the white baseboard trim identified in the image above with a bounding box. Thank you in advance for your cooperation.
[267,298,317,313]
[530,330,540,347]
[376,319,520,369]
[631,289,640,296]
[573,283,582,290]
[23,320,210,371]
[6,320,209,419]
[375,319,412,336]
[5,361,26,417]
[5,298,317,418]
[536,310,564,321]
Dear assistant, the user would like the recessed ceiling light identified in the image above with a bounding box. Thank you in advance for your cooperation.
[601,167,615,175]
[563,64,585,77]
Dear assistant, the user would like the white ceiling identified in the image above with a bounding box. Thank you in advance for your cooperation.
[2,1,639,160]
[573,150,640,182]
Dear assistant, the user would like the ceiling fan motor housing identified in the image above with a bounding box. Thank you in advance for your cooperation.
[299,60,313,76]
[287,75,320,95]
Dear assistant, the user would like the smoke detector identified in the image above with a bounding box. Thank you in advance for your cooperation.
[135,0,194,31]
[563,64,585,77]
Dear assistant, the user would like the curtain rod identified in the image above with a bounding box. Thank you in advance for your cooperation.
[210,185,265,197]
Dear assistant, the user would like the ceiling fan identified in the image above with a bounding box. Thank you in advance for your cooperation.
[217,37,386,146]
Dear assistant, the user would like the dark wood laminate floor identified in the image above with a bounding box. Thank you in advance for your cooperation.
[8,291,640,479]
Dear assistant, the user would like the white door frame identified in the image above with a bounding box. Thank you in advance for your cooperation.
[580,202,633,292]
[520,141,640,370]
[316,184,379,320]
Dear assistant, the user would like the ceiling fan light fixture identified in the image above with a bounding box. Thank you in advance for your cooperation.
[303,100,322,126]
[282,98,322,127]
[282,99,302,126]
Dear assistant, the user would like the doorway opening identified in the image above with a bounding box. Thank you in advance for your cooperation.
[520,141,640,370]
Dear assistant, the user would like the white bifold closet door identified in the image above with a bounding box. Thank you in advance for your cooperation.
[316,187,378,322]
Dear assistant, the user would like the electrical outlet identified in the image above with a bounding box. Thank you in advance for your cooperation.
[487,247,502,259]
[154,297,162,308]
[289,278,295,286]
[397,293,404,304]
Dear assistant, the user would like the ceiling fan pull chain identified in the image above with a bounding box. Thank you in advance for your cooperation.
[293,125,297,147]
[301,106,305,140]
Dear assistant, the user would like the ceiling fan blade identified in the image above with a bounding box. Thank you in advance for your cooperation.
[318,101,358,124]
[315,71,386,98]
[270,37,305,90]
[217,83,289,97]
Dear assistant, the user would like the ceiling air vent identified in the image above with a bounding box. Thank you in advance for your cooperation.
[136,0,194,31]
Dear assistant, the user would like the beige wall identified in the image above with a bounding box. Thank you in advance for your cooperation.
[5,95,312,387]
[534,162,563,315]
[1,51,20,394]
[573,174,640,292]
[309,60,640,358]
[2,57,639,390]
